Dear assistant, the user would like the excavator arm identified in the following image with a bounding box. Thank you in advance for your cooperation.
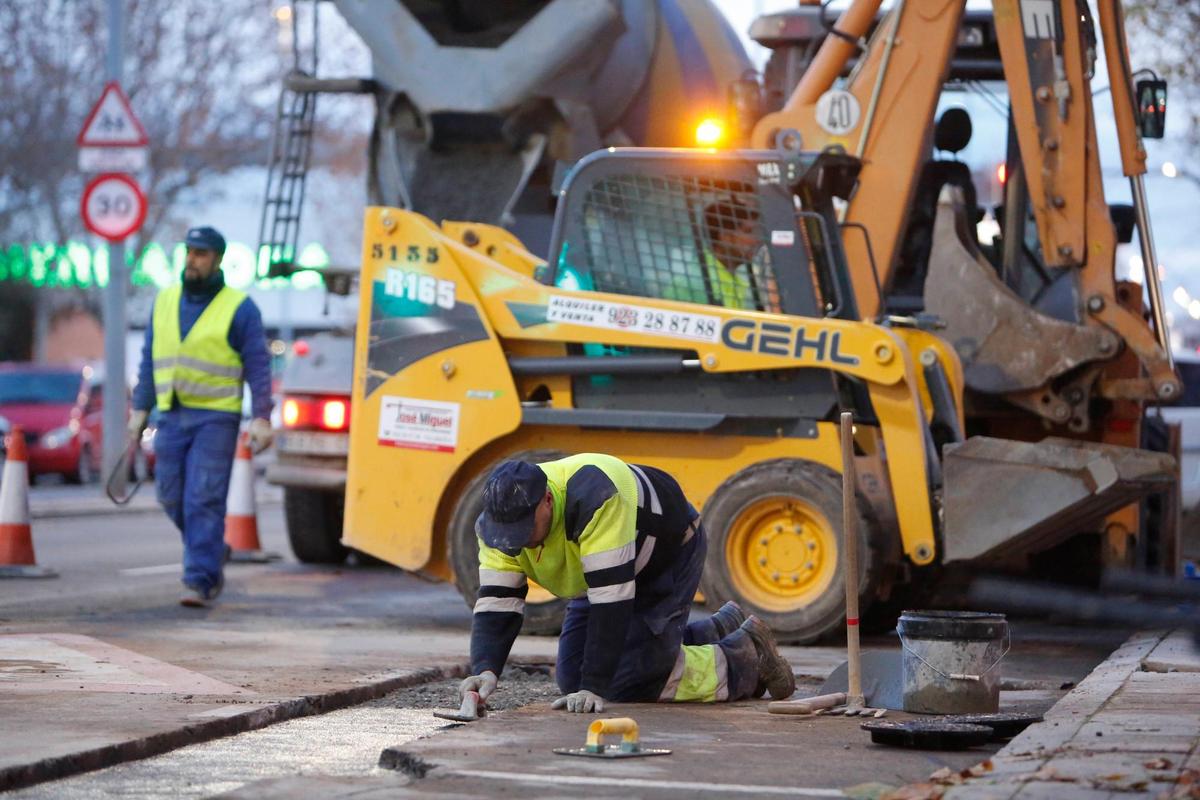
[750,0,1178,425]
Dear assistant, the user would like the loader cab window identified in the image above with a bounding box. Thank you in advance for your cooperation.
[542,149,855,423]
[569,174,783,315]
[547,150,841,321]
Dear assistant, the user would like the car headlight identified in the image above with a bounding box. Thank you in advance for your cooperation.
[41,425,75,450]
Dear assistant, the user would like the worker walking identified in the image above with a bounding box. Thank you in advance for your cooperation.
[462,454,796,713]
[129,226,274,608]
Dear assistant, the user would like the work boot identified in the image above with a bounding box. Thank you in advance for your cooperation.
[710,601,746,639]
[741,615,796,700]
[179,576,223,608]
[179,586,209,608]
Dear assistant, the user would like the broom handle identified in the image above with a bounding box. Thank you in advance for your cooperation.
[840,412,863,708]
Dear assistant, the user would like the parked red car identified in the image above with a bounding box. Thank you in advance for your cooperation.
[0,363,106,483]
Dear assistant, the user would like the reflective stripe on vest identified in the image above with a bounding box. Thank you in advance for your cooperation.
[151,284,246,413]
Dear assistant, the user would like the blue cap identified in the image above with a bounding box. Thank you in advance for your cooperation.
[184,226,226,253]
[476,461,548,555]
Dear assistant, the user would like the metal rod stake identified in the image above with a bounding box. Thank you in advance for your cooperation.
[840,411,864,709]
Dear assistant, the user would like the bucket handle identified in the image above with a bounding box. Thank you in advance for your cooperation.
[897,630,1011,682]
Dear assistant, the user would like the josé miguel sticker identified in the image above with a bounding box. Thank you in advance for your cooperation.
[378,396,460,453]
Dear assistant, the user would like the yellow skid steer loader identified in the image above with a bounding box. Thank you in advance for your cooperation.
[343,147,1173,641]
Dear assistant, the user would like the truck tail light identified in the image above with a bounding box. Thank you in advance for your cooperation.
[282,397,303,427]
[320,399,348,431]
[282,394,349,431]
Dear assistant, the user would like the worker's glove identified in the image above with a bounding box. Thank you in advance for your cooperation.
[127,409,149,442]
[248,418,274,454]
[459,671,498,703]
[552,689,606,713]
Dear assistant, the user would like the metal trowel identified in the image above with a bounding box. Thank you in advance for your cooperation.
[819,650,904,711]
[432,690,486,722]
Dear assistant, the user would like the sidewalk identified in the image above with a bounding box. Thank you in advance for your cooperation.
[921,629,1200,800]
[0,568,474,792]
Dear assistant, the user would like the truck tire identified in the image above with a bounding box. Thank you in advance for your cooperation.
[447,449,568,636]
[284,487,350,564]
[699,459,880,644]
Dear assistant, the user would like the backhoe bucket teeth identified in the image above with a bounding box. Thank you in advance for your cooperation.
[942,437,1175,563]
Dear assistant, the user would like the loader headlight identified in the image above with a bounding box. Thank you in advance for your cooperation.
[695,117,726,148]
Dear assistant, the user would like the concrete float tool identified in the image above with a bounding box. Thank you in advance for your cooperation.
[553,717,671,759]
[432,690,486,722]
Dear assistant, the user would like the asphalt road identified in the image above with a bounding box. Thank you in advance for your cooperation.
[0,498,292,621]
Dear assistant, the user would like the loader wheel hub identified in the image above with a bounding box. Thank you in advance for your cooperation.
[726,496,837,612]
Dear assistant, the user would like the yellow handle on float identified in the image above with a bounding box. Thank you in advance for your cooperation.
[585,717,640,753]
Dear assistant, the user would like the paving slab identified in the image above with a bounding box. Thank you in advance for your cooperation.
[1143,630,1200,674]
[897,628,1200,800]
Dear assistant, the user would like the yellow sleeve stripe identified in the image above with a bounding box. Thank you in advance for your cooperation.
[581,541,636,572]
[479,568,527,587]
[474,596,525,614]
[587,580,635,604]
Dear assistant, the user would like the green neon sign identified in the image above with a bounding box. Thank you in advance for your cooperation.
[0,241,331,291]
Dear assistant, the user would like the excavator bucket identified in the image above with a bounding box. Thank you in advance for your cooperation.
[941,437,1176,563]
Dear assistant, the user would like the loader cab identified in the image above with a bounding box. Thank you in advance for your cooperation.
[541,147,861,424]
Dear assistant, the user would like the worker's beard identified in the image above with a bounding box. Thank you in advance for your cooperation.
[181,268,218,294]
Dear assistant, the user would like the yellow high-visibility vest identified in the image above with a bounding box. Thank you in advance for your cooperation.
[151,284,246,413]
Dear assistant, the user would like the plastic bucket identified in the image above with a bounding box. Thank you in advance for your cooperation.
[897,610,1008,714]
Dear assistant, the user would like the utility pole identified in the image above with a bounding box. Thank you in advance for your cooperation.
[100,0,127,483]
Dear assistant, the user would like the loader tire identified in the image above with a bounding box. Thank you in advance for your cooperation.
[448,449,569,636]
[699,459,880,644]
[284,487,349,564]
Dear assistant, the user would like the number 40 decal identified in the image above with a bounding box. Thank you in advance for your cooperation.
[815,89,861,136]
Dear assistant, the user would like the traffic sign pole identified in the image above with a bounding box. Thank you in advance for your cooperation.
[101,0,127,484]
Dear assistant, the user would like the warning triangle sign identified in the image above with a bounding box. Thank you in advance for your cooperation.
[77,81,148,147]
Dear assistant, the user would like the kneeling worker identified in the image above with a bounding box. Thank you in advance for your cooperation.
[462,453,796,713]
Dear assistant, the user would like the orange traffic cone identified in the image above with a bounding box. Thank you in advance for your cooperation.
[224,432,279,563]
[0,426,57,578]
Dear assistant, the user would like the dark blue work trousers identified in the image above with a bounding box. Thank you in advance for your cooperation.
[556,526,758,702]
[153,409,239,593]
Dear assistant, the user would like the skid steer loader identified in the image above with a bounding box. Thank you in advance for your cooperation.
[342,145,1174,641]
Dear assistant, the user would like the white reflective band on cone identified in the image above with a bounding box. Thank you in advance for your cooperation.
[0,460,30,525]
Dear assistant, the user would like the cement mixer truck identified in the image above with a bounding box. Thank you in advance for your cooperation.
[261,0,759,564]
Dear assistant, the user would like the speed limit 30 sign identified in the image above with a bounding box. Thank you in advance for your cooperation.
[81,173,147,242]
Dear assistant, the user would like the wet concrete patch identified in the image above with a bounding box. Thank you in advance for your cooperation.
[368,663,559,714]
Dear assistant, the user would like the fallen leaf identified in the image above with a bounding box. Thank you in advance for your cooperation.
[1021,766,1078,784]
[881,783,945,800]
[1145,758,1174,770]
